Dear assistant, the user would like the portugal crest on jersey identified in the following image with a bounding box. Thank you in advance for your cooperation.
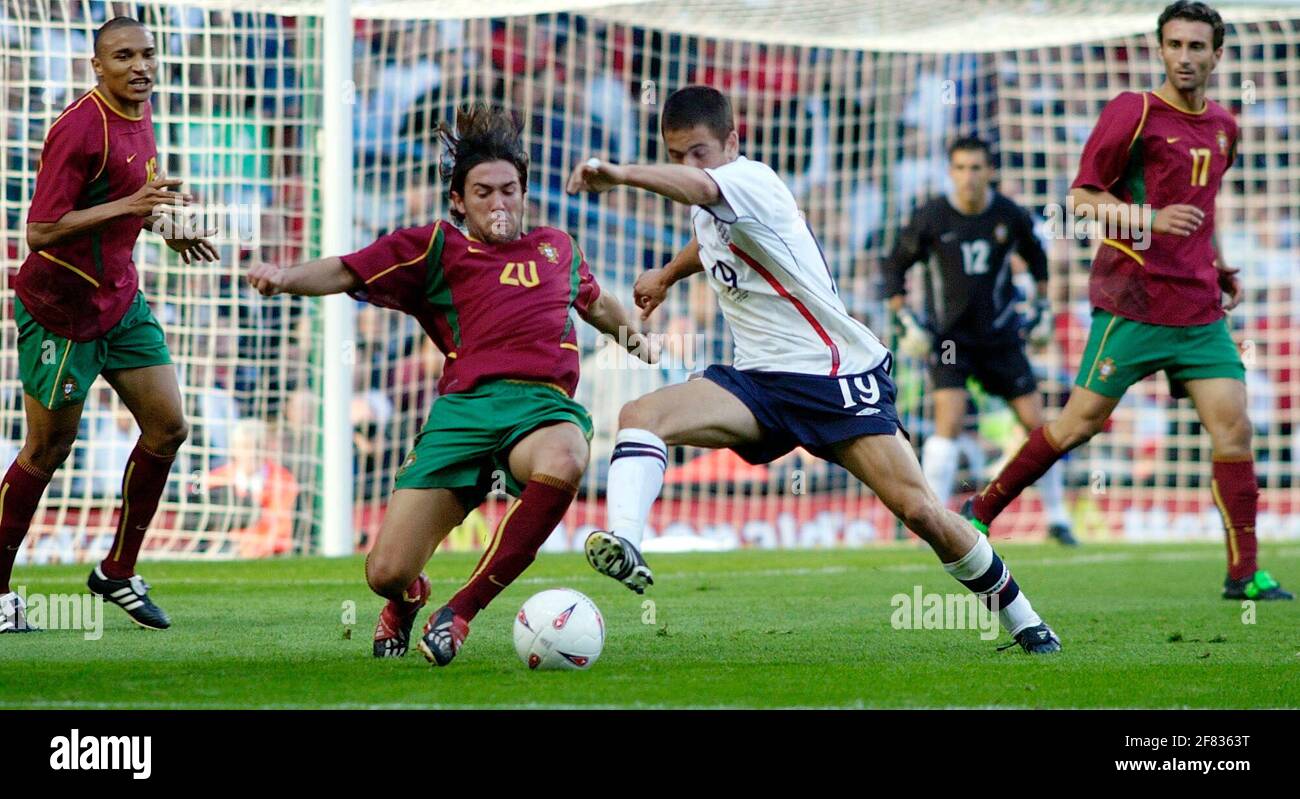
[61,375,78,399]
[538,242,559,264]
[1097,357,1116,381]
[1216,130,1229,157]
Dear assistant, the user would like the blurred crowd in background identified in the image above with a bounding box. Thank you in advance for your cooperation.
[2,3,1296,557]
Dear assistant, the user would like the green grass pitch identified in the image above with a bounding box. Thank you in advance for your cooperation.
[2,543,1297,709]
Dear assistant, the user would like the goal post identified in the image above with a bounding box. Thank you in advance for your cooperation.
[320,0,355,557]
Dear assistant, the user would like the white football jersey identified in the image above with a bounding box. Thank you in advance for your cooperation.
[691,156,889,376]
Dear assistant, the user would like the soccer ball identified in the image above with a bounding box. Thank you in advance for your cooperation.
[513,588,605,670]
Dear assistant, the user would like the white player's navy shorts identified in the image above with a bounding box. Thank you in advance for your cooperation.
[702,354,904,465]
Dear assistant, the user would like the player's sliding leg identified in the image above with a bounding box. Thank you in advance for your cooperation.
[366,488,468,657]
[964,385,1119,534]
[0,395,82,633]
[590,378,764,592]
[1007,391,1078,546]
[920,388,966,509]
[1184,378,1293,600]
[86,365,188,630]
[835,431,1060,653]
[419,422,589,666]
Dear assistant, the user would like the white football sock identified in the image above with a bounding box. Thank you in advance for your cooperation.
[921,435,959,508]
[1039,462,1071,527]
[606,428,667,548]
[955,434,986,485]
[942,535,1043,635]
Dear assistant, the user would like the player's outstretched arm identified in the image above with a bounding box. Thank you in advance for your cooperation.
[26,176,188,252]
[1068,186,1204,238]
[635,237,704,321]
[248,257,361,297]
[580,291,657,364]
[565,158,720,207]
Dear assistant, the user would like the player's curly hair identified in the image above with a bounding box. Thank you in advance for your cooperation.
[1158,1,1225,50]
[436,103,529,225]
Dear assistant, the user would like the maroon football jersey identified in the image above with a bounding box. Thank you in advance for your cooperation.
[342,221,600,396]
[1072,90,1238,327]
[17,89,159,341]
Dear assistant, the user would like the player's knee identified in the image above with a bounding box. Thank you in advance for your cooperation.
[533,447,586,485]
[618,398,662,436]
[27,445,72,474]
[23,431,76,472]
[147,418,189,454]
[1058,416,1104,449]
[1054,428,1087,451]
[365,555,411,598]
[1210,416,1253,457]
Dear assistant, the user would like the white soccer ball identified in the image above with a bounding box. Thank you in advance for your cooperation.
[513,588,605,671]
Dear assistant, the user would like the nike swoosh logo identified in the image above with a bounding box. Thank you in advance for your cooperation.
[1166,137,1180,144]
[401,590,420,603]
[126,153,137,163]
[940,232,957,242]
[488,575,507,588]
[467,246,486,254]
[856,407,881,416]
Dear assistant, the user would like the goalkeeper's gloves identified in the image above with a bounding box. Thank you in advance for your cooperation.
[1023,297,1054,347]
[893,307,933,360]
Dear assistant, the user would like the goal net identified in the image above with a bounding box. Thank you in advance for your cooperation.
[2,0,325,562]
[2,0,1297,562]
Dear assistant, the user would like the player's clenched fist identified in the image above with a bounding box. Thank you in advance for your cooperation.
[633,268,669,321]
[247,262,286,296]
[566,158,627,195]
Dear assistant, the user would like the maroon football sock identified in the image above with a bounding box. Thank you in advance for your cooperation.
[100,442,176,580]
[1212,457,1258,581]
[972,426,1065,526]
[448,475,578,622]
[0,459,54,594]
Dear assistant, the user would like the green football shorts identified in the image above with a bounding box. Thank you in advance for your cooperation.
[393,379,593,503]
[15,291,172,410]
[1075,308,1245,399]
